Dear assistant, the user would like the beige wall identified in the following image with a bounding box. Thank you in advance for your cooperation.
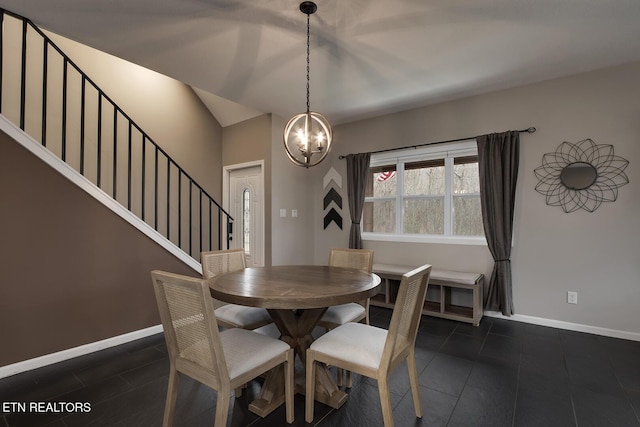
[0,133,196,366]
[308,61,639,335]
[1,18,225,258]
[1,17,223,201]
[0,22,226,366]
[46,32,224,199]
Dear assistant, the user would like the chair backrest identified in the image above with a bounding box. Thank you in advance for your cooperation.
[201,249,246,279]
[151,270,229,386]
[328,248,374,273]
[380,264,432,369]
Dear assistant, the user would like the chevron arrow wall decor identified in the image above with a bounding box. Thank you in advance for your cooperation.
[323,187,343,210]
[323,207,343,230]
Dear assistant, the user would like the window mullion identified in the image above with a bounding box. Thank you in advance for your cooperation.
[444,157,453,236]
[397,160,404,234]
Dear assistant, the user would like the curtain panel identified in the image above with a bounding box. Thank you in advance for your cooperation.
[476,131,520,315]
[345,153,371,249]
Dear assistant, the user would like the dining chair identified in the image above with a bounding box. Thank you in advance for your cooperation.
[201,249,273,330]
[151,270,294,427]
[318,248,375,329]
[305,264,432,427]
[317,248,374,386]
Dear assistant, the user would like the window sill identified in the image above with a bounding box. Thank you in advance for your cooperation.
[362,232,487,246]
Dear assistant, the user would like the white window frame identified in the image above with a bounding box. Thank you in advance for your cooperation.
[362,140,487,246]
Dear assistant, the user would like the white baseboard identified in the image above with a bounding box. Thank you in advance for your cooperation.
[485,311,640,342]
[0,325,163,379]
[3,312,639,379]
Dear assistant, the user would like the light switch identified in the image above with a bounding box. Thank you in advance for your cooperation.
[280,209,287,218]
[291,209,298,218]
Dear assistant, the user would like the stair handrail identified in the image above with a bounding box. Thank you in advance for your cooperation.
[0,8,234,256]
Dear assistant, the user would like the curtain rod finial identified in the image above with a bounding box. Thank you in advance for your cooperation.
[527,127,536,133]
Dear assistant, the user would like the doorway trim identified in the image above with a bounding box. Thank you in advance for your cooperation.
[223,160,265,266]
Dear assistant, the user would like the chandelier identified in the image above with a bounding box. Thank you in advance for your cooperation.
[283,1,333,168]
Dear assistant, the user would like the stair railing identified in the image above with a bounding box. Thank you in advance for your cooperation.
[0,8,233,258]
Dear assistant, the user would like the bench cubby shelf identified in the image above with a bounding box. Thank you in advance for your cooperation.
[372,263,484,326]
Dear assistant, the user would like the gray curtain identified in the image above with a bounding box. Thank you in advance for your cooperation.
[476,131,520,316]
[345,153,371,249]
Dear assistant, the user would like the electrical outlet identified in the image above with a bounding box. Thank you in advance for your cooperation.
[567,291,578,304]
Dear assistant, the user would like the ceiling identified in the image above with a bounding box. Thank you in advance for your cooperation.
[2,0,640,127]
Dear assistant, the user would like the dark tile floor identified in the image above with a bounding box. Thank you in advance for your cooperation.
[2,307,640,427]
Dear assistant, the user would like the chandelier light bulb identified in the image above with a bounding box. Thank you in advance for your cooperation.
[284,111,333,166]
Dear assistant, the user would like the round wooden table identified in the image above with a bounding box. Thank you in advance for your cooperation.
[209,265,381,417]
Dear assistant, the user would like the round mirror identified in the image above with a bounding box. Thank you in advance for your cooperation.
[560,162,597,190]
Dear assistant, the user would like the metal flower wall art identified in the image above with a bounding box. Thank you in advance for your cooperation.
[534,138,629,213]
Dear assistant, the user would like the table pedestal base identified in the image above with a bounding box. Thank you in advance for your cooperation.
[248,308,347,418]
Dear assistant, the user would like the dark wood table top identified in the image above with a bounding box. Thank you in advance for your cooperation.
[209,265,381,310]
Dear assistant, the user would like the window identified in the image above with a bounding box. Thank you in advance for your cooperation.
[363,141,485,244]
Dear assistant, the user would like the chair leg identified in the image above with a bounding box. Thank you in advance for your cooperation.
[284,349,295,424]
[234,382,248,398]
[378,377,394,427]
[162,368,180,427]
[305,352,318,423]
[364,298,371,325]
[345,369,353,388]
[214,389,231,427]
[406,353,422,418]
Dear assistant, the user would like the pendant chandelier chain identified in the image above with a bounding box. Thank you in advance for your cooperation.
[306,13,311,114]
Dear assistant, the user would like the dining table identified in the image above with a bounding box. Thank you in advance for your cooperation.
[209,264,381,418]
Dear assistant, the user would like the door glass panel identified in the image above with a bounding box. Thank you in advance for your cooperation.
[242,189,250,255]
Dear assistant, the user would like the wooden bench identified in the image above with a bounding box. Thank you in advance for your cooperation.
[372,263,484,326]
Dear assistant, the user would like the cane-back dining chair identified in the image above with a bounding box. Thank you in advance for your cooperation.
[318,248,375,386]
[201,249,273,330]
[151,270,294,427]
[305,264,432,427]
[318,248,375,329]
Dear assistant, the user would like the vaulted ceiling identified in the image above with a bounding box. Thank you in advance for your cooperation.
[2,0,640,126]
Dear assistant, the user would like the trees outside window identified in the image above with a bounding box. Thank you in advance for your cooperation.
[363,142,484,241]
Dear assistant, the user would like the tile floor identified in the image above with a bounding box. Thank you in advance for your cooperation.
[1,307,640,427]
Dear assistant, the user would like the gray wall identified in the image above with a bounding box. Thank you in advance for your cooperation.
[309,61,639,335]
[270,114,316,265]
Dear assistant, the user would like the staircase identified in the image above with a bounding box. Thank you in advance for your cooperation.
[0,9,232,269]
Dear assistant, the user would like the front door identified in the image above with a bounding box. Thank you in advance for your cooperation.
[228,164,264,267]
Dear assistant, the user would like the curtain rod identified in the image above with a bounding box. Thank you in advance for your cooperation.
[338,127,536,159]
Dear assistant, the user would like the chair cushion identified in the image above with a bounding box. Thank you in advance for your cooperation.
[431,269,481,285]
[253,323,281,339]
[310,322,387,370]
[215,304,271,328]
[220,328,290,379]
[320,303,365,325]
